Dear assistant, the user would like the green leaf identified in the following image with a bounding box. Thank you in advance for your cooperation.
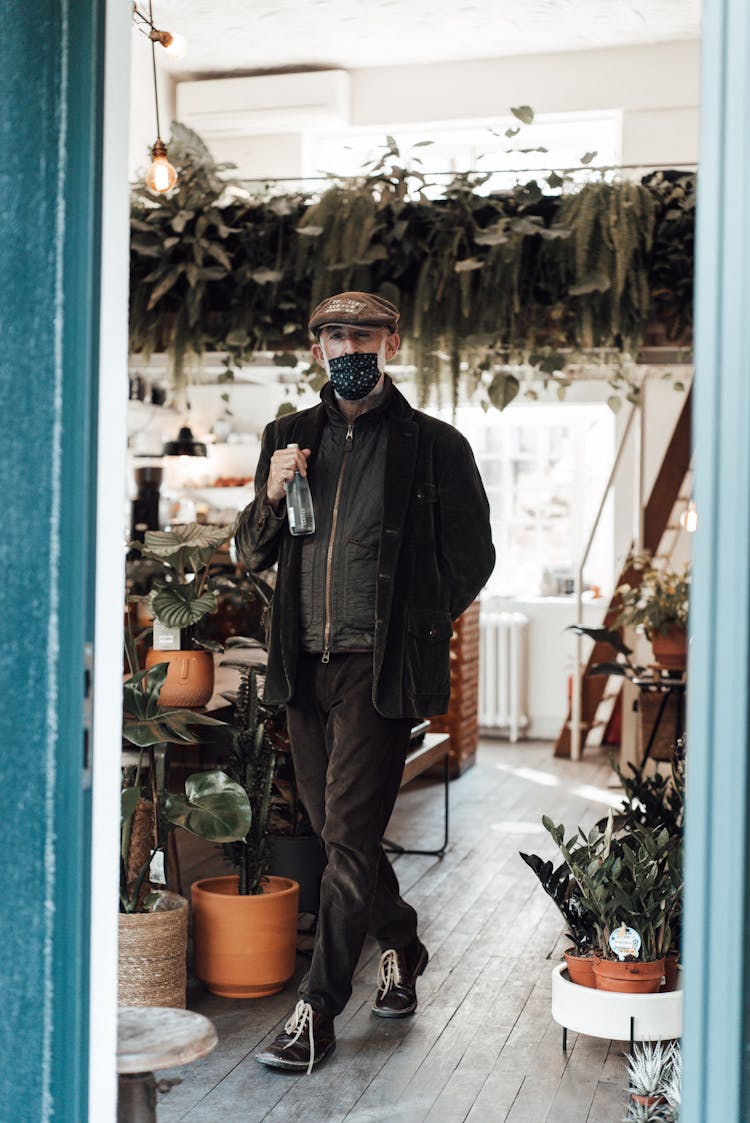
[204,242,232,271]
[511,105,535,126]
[504,127,520,138]
[164,770,252,842]
[580,151,597,165]
[152,585,218,628]
[272,352,299,368]
[454,257,484,273]
[121,786,141,824]
[546,171,564,189]
[607,395,622,413]
[140,525,230,572]
[487,372,520,411]
[251,268,284,284]
[569,272,611,296]
[276,401,296,418]
[146,266,183,310]
[295,224,324,237]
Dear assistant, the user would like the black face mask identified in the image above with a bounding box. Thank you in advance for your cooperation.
[326,351,382,401]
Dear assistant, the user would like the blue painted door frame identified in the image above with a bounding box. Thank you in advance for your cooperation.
[682,0,750,1118]
[0,1,104,1117]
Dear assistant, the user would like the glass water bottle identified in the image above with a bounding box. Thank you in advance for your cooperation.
[285,442,315,536]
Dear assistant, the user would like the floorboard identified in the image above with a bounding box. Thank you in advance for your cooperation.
[155,739,631,1122]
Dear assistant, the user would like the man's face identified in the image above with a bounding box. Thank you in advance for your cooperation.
[312,324,400,366]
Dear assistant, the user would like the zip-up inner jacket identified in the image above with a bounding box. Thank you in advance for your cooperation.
[297,387,389,654]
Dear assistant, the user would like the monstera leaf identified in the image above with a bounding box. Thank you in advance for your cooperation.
[123,664,229,747]
[164,770,251,842]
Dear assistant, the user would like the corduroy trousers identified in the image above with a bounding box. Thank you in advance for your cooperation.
[285,651,419,1016]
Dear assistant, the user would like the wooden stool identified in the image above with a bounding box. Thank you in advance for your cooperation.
[117,1007,217,1123]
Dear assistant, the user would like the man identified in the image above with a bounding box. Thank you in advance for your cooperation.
[235,290,495,1073]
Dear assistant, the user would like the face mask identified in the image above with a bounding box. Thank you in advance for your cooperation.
[320,336,386,401]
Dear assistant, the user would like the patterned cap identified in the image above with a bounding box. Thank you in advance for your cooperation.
[309,291,400,336]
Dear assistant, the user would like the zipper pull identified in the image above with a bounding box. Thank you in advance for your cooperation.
[321,649,331,664]
[346,424,353,441]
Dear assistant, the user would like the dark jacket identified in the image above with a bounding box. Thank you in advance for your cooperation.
[235,379,495,719]
[295,381,390,654]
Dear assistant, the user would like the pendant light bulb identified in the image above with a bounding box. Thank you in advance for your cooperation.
[162,31,186,57]
[145,138,178,194]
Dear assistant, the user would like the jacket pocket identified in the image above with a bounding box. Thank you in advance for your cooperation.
[404,610,453,700]
[406,481,438,543]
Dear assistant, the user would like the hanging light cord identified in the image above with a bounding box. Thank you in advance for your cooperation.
[149,0,161,139]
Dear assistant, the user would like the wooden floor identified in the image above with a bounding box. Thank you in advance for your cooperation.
[157,740,632,1123]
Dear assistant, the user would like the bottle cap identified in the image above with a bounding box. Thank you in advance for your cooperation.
[286,442,299,450]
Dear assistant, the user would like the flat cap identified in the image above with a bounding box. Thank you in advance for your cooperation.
[308,291,400,336]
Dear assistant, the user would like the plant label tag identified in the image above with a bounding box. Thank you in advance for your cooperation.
[149,848,166,886]
[153,618,181,650]
[610,924,642,961]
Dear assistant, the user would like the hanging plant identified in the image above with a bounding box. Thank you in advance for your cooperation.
[129,123,695,412]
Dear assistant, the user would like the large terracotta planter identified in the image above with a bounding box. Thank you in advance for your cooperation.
[563,948,596,989]
[144,647,214,708]
[650,626,687,672]
[118,894,189,1008]
[191,875,299,999]
[592,956,665,994]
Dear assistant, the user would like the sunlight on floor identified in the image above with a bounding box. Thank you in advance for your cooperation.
[494,763,561,786]
[570,783,624,808]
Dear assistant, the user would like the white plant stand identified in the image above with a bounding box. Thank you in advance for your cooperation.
[551,962,683,1052]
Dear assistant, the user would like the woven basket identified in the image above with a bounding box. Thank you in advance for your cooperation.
[118,894,189,1008]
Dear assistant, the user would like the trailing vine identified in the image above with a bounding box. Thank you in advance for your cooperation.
[129,124,696,410]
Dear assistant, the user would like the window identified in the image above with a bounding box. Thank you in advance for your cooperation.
[427,399,615,599]
[304,111,622,194]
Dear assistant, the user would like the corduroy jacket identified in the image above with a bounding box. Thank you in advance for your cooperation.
[235,379,495,719]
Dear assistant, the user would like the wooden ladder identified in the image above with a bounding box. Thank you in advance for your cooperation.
[554,385,693,759]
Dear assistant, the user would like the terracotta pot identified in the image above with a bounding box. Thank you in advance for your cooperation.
[563,948,596,989]
[650,626,687,671]
[192,875,299,999]
[662,951,680,992]
[592,956,665,994]
[630,1093,664,1107]
[118,894,189,1008]
[144,647,214,708]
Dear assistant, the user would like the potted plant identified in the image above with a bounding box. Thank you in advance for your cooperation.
[626,1039,671,1108]
[120,662,251,1008]
[542,809,682,993]
[518,851,599,987]
[131,522,235,706]
[614,554,690,671]
[190,663,300,998]
[221,605,325,916]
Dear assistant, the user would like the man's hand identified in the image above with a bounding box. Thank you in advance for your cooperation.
[266,446,311,508]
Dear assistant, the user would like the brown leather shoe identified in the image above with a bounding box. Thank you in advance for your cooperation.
[255,1001,336,1074]
[372,940,429,1018]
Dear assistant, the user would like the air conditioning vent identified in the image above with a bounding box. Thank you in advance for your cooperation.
[176,70,350,137]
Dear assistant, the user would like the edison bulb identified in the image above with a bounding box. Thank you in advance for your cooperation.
[162,32,186,57]
[145,139,178,194]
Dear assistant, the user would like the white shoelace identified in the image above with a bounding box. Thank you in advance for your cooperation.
[377,949,403,997]
[284,1000,316,1075]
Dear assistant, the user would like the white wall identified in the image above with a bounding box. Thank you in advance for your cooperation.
[149,38,700,180]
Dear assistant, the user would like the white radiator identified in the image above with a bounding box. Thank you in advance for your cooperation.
[479,611,530,741]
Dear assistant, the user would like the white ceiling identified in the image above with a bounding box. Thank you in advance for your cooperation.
[153,0,701,78]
